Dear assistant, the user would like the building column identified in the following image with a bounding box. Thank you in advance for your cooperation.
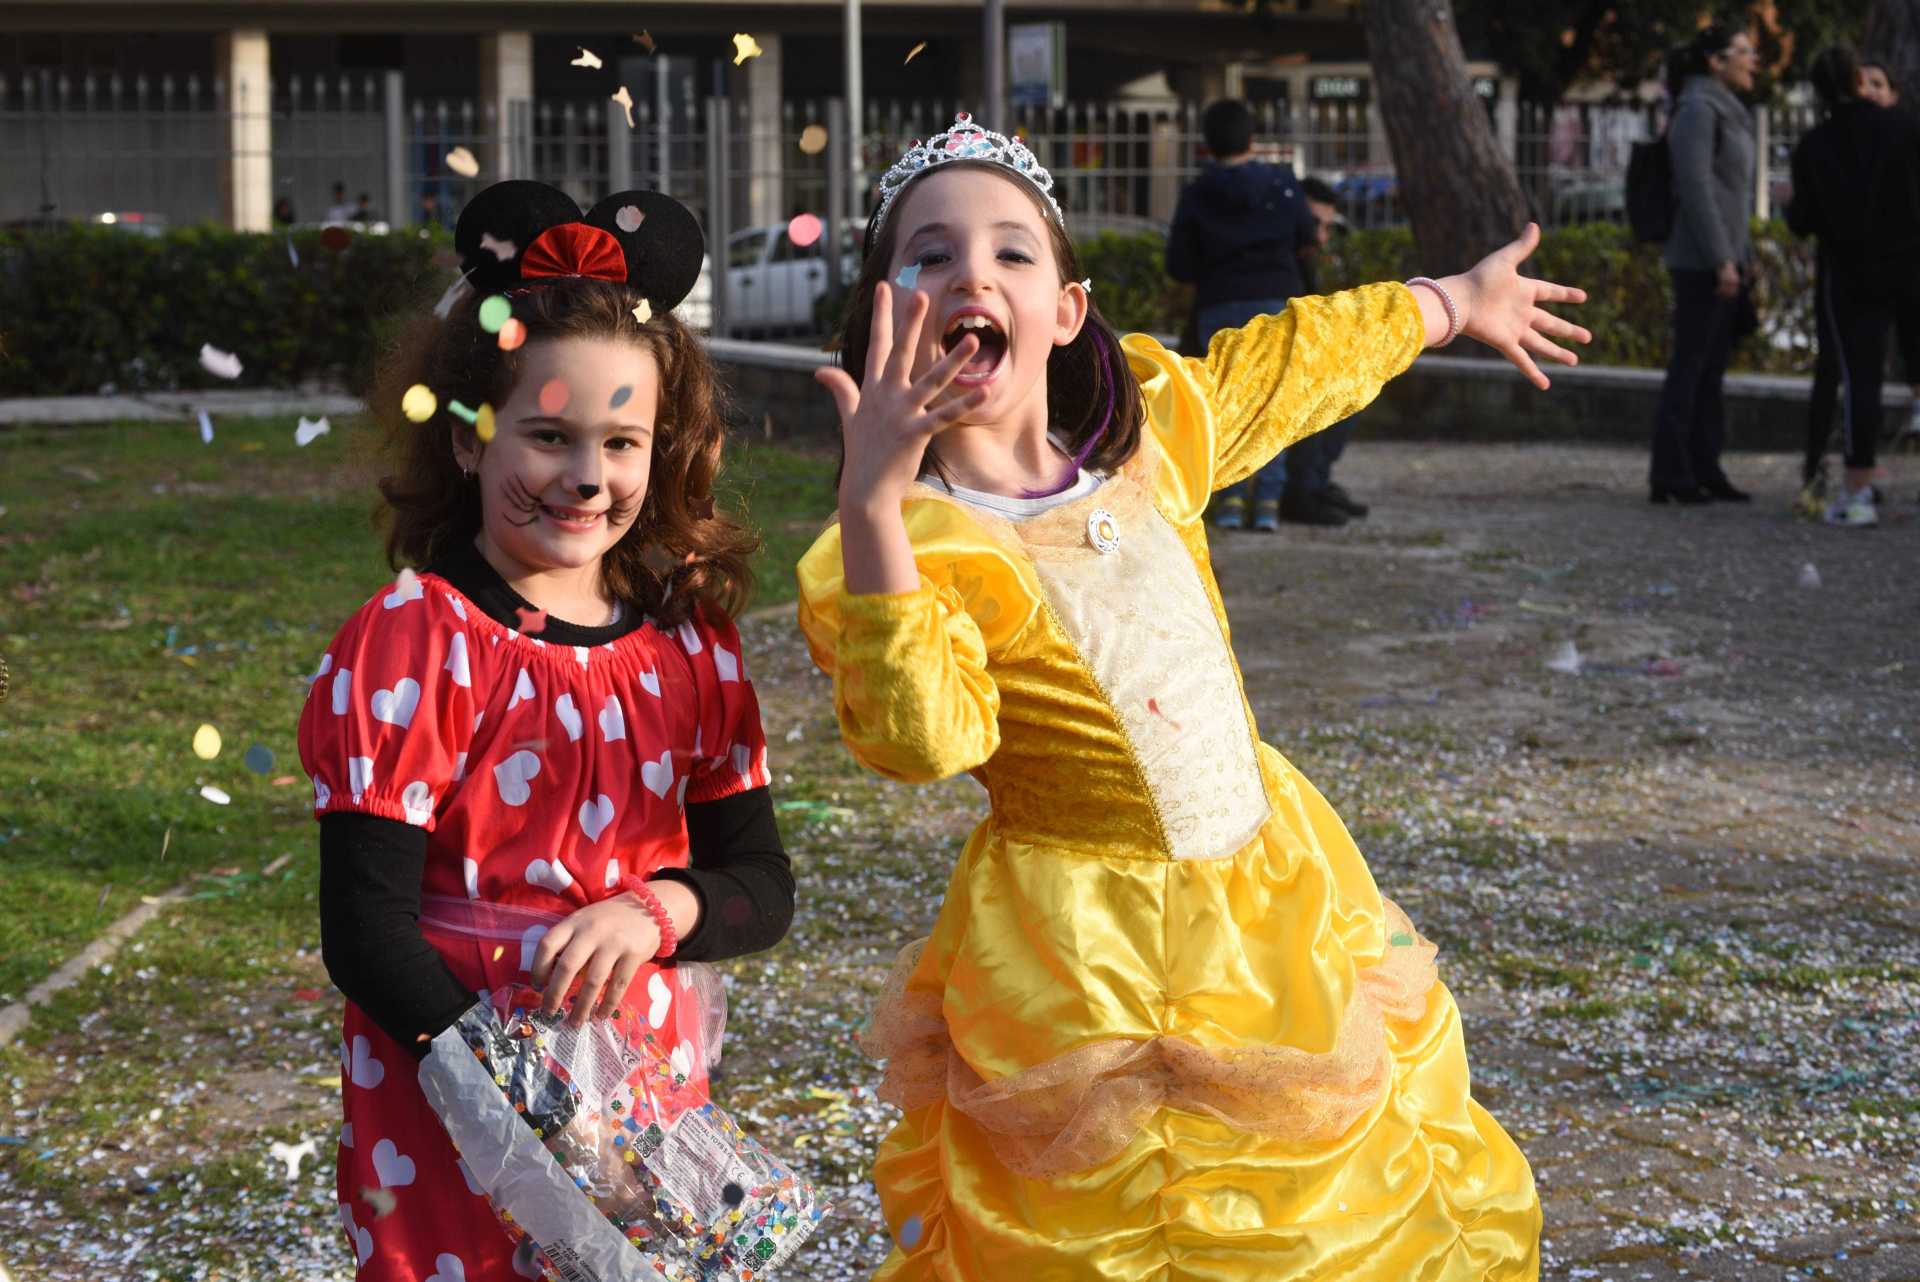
[217,29,272,231]
[730,32,784,228]
[480,32,534,181]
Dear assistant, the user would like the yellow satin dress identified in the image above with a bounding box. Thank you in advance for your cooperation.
[796,283,1541,1281]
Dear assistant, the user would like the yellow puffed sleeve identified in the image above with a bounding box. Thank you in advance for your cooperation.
[1124,281,1426,522]
[795,496,1040,784]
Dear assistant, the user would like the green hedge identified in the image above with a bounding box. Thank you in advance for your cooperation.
[0,224,454,396]
[1084,220,1819,375]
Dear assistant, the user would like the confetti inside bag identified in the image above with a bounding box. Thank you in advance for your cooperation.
[418,927,827,1282]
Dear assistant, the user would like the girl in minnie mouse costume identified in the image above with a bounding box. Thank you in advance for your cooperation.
[298,181,793,1281]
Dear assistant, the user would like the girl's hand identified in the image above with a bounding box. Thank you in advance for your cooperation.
[529,893,662,1027]
[817,282,990,514]
[1447,222,1591,390]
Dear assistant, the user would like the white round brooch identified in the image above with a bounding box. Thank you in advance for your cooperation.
[1086,507,1120,555]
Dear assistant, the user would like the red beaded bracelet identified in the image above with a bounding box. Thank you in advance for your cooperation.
[619,875,678,958]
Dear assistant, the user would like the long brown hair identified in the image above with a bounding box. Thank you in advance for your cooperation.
[829,161,1144,486]
[370,279,756,627]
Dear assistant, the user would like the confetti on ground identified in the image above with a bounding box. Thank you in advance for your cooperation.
[893,264,921,290]
[198,344,242,380]
[294,415,330,447]
[538,378,571,416]
[631,299,652,326]
[268,1138,317,1181]
[445,146,480,178]
[1543,640,1583,675]
[1798,562,1822,589]
[787,212,823,249]
[609,385,633,410]
[905,41,928,64]
[197,409,214,445]
[477,295,513,334]
[611,85,635,129]
[192,724,222,761]
[732,33,764,65]
[615,204,645,233]
[570,47,603,70]
[402,385,438,423]
[198,785,231,806]
[799,124,829,156]
[497,316,527,351]
[479,233,517,262]
[244,744,275,775]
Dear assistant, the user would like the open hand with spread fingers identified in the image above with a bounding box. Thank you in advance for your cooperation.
[817,281,990,514]
[1425,222,1592,391]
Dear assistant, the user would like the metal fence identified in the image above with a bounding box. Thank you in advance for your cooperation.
[0,72,1818,340]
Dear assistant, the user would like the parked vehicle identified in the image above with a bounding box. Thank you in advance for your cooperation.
[715,222,862,336]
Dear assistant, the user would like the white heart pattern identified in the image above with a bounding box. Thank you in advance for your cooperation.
[676,775,688,810]
[730,743,753,780]
[638,668,661,698]
[345,1034,385,1089]
[313,778,332,811]
[597,694,626,742]
[371,1137,417,1188]
[340,1122,354,1148]
[463,857,479,899]
[675,621,703,654]
[370,677,421,728]
[578,794,615,843]
[347,757,374,802]
[507,668,534,710]
[383,568,424,610]
[714,644,740,683]
[524,858,574,894]
[493,750,540,806]
[400,780,434,826]
[339,1204,373,1265]
[554,693,584,743]
[452,751,469,783]
[640,750,674,799]
[445,593,468,621]
[444,632,471,688]
[456,1157,484,1197]
[425,1252,466,1282]
[519,925,548,972]
[310,652,334,686]
[604,858,622,889]
[574,645,590,670]
[670,1042,693,1081]
[646,971,672,1028]
[330,667,353,715]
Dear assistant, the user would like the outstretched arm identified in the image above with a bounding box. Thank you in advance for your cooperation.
[1412,222,1590,389]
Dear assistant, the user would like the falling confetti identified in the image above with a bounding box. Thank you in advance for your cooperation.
[445,146,480,178]
[447,399,479,425]
[478,295,513,334]
[899,1212,925,1248]
[570,47,603,70]
[893,264,921,290]
[160,827,172,861]
[402,385,438,423]
[393,567,420,600]
[319,225,352,254]
[192,724,222,760]
[479,232,517,262]
[633,30,657,54]
[361,1185,398,1218]
[497,317,527,351]
[1080,277,1094,293]
[611,85,636,129]
[609,385,633,410]
[199,344,242,380]
[630,299,652,325]
[538,378,571,416]
[615,204,645,234]
[475,403,496,442]
[492,945,506,962]
[1543,640,1583,675]
[516,607,548,634]
[732,33,764,65]
[798,124,829,156]
[286,236,300,268]
[197,409,215,445]
[787,212,823,249]
[295,415,331,447]
[905,41,928,65]
[244,744,275,775]
[199,785,232,806]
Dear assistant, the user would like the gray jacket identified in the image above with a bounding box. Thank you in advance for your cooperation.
[1663,74,1757,272]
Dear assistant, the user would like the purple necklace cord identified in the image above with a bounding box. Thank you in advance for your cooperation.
[1021,327,1116,499]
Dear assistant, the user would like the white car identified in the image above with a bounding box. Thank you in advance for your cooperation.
[710,222,862,335]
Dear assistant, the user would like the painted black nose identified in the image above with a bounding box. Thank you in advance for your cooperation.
[576,483,600,500]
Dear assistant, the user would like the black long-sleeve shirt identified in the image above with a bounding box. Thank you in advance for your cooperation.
[1789,98,1920,294]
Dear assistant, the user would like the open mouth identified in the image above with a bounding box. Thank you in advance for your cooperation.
[539,503,604,531]
[942,312,1007,385]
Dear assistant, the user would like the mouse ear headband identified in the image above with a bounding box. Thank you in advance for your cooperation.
[439,180,705,317]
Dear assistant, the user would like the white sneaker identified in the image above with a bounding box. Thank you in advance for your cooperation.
[1823,486,1879,528]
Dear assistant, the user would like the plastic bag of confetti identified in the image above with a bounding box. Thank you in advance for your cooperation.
[419,981,829,1282]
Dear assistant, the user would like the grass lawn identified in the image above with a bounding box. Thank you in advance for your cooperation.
[0,415,837,1002]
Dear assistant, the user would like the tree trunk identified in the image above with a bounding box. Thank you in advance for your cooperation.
[1362,0,1531,276]
[1867,0,1920,127]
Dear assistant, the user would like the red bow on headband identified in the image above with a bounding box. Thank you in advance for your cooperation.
[519,222,627,284]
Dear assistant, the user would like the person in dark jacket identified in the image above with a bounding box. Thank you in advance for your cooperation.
[1788,43,1920,528]
[1856,57,1920,445]
[1168,99,1324,529]
[1649,24,1759,506]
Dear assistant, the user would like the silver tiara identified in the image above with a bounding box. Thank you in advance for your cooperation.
[873,111,1062,232]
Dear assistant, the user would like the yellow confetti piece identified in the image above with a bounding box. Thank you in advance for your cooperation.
[611,85,635,130]
[798,124,828,156]
[445,146,479,178]
[192,723,222,760]
[633,30,657,54]
[631,299,652,325]
[401,384,437,423]
[570,47,603,70]
[905,41,928,65]
[493,946,505,961]
[475,403,496,443]
[732,33,763,65]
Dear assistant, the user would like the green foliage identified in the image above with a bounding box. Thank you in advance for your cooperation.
[0,224,455,396]
[1076,230,1193,340]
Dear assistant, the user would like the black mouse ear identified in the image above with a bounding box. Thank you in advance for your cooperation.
[582,190,707,313]
[454,181,585,295]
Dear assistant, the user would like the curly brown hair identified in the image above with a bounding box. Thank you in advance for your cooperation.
[830,161,1144,485]
[370,279,757,628]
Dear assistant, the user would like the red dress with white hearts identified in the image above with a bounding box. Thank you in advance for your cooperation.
[297,569,770,1282]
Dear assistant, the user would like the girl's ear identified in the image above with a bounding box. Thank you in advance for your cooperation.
[1054,279,1090,348]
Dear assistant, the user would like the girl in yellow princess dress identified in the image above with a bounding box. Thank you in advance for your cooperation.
[797,112,1590,1281]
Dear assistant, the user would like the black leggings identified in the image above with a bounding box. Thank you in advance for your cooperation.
[1807,259,1920,479]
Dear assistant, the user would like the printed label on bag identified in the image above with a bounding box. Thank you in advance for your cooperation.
[652,1107,757,1225]
[537,1240,602,1282]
